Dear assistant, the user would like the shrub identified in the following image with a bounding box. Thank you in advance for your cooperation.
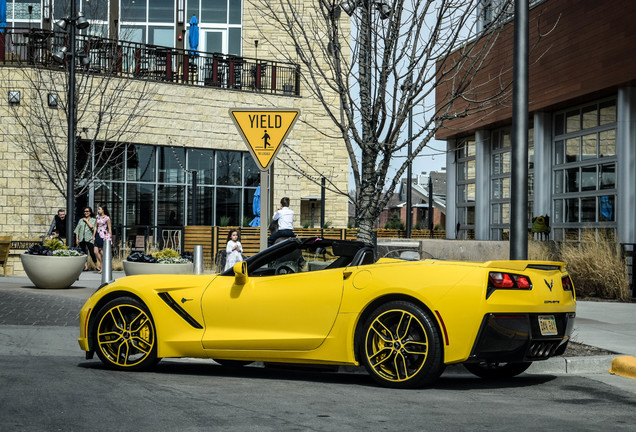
[556,232,629,301]
[52,249,82,257]
[153,248,180,260]
[44,238,67,251]
[385,214,404,230]
[152,248,191,264]
[528,241,559,261]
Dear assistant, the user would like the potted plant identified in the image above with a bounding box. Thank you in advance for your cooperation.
[122,248,193,276]
[20,239,87,289]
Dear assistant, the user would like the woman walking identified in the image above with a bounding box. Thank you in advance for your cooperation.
[74,207,98,271]
[93,204,112,274]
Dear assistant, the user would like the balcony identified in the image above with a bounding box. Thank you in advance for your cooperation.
[0,27,301,96]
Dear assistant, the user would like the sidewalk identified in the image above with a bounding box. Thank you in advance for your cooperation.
[1,272,635,379]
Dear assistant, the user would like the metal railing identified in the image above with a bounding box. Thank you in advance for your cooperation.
[0,27,301,96]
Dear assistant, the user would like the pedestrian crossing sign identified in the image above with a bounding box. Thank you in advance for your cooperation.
[229,108,301,170]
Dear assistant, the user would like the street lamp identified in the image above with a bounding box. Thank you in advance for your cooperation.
[401,77,414,238]
[52,6,90,246]
[340,0,391,19]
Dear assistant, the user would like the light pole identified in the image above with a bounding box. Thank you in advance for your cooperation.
[405,108,412,238]
[400,76,414,238]
[52,4,89,246]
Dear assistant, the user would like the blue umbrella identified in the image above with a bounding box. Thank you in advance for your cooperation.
[188,15,199,56]
[249,186,261,227]
[0,0,7,34]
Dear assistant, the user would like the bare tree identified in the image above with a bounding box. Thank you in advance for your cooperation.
[250,0,515,243]
[2,32,156,203]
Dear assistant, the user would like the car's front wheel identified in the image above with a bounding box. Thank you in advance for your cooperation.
[93,297,159,371]
[463,361,532,379]
[359,301,444,388]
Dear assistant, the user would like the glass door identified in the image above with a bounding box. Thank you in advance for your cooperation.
[202,30,226,54]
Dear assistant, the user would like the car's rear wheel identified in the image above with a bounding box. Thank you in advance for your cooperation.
[463,361,532,379]
[94,297,159,371]
[360,301,444,388]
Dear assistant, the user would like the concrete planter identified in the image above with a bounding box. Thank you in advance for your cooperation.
[20,253,87,289]
[123,261,193,276]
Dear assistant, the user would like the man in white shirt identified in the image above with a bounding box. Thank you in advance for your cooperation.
[268,197,295,246]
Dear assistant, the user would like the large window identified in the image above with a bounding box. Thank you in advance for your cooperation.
[121,0,175,46]
[456,136,476,238]
[5,0,41,26]
[81,142,258,248]
[552,99,617,242]
[186,0,242,55]
[490,125,534,240]
[53,0,109,37]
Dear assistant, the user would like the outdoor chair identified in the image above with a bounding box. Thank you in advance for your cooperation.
[0,236,12,276]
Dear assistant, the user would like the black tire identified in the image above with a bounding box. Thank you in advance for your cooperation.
[93,296,159,371]
[359,300,444,389]
[463,361,532,379]
[214,360,253,367]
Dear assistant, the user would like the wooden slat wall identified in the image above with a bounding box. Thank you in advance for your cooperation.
[183,226,447,269]
[216,227,261,257]
[183,226,213,268]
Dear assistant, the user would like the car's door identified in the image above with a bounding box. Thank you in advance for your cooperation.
[201,268,344,351]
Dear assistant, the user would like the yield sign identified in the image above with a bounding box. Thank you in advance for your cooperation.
[229,108,300,170]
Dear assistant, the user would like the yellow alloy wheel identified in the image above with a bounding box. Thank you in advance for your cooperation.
[94,297,158,370]
[361,301,443,388]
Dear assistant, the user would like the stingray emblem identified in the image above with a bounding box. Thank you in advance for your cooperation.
[181,297,194,303]
[544,279,553,291]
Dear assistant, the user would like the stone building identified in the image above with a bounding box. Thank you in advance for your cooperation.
[0,0,350,273]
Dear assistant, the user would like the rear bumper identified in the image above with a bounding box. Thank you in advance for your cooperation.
[468,312,575,363]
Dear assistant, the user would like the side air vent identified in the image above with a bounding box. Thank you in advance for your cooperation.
[158,292,203,329]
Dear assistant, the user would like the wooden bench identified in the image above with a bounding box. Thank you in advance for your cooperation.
[0,236,12,276]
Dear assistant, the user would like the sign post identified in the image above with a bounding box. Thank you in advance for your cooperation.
[229,109,300,250]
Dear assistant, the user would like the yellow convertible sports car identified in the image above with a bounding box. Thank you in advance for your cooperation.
[78,237,576,388]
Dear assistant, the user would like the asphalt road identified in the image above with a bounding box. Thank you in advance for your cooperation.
[1,282,636,431]
[1,352,636,432]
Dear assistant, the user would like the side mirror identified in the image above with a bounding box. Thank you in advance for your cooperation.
[233,261,248,285]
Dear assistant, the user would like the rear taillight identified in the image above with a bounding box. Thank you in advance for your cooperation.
[487,272,533,299]
[562,275,573,291]
[489,272,532,289]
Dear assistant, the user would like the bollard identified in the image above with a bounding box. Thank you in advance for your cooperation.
[101,239,113,285]
[193,245,204,275]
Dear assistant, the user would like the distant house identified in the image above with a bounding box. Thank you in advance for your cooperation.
[376,171,447,230]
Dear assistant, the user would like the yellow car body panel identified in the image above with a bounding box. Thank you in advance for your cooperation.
[201,269,343,350]
[79,239,576,383]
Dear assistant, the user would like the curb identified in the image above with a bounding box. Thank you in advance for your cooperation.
[337,355,616,376]
[609,356,636,379]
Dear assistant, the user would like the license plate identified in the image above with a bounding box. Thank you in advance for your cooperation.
[538,315,558,336]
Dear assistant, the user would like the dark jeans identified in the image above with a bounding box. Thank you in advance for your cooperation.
[79,241,97,262]
[268,229,295,247]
